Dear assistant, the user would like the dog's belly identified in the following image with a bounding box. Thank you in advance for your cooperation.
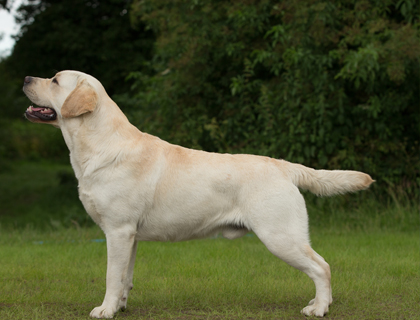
[134,204,246,242]
[134,222,221,242]
[136,223,249,242]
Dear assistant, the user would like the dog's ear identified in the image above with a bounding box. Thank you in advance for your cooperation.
[61,80,98,118]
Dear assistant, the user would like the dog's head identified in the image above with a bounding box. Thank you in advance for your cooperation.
[23,70,100,128]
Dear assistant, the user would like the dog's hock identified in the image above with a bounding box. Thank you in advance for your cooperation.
[61,80,98,118]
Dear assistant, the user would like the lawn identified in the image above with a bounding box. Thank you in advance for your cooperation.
[0,228,418,319]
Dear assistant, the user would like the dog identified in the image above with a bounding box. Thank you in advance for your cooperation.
[23,70,374,318]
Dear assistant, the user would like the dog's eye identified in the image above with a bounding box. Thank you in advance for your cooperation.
[52,78,59,85]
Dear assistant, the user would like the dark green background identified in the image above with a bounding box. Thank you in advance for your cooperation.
[0,0,419,202]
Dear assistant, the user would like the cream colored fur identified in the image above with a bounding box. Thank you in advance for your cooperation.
[23,70,374,318]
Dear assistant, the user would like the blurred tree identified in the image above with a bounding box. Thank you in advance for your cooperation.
[0,0,8,10]
[3,0,154,97]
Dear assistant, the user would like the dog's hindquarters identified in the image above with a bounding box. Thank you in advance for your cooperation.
[247,161,373,316]
[246,184,332,317]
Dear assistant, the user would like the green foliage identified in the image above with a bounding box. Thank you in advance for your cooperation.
[0,161,92,230]
[2,0,154,96]
[0,0,418,201]
[0,0,8,10]
[0,119,67,162]
[130,0,420,196]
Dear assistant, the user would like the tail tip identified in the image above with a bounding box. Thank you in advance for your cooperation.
[363,174,375,189]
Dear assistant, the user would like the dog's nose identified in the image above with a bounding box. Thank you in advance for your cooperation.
[24,76,32,85]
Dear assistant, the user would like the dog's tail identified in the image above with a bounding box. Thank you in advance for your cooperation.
[285,162,374,196]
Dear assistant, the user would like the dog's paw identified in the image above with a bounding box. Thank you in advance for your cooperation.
[301,303,328,317]
[90,305,116,319]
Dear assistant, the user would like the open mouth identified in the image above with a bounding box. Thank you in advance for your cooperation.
[25,105,57,121]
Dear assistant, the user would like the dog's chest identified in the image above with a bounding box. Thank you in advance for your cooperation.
[76,176,119,228]
[76,173,152,230]
[78,187,103,226]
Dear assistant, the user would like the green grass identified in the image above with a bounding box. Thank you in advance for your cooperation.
[0,228,419,319]
[0,161,419,319]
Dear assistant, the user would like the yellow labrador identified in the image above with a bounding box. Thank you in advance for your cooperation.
[23,71,373,318]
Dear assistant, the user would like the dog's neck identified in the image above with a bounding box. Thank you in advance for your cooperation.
[60,98,144,181]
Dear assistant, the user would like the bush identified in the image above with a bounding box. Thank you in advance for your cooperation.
[0,119,68,162]
[129,0,419,197]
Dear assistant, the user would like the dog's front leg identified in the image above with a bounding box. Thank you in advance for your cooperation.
[119,241,138,310]
[90,229,136,319]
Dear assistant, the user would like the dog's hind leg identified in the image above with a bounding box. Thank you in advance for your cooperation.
[255,230,332,317]
[119,241,138,311]
[305,247,333,308]
[249,189,332,317]
[300,245,333,315]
